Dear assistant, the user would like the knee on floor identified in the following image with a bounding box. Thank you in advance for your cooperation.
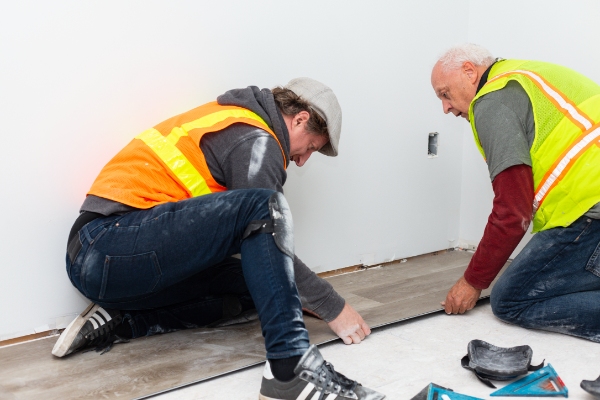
[490,286,519,324]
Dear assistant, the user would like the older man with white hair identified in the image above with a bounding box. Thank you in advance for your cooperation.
[431,44,600,342]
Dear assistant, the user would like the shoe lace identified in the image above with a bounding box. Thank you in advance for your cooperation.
[83,315,129,355]
[315,361,358,400]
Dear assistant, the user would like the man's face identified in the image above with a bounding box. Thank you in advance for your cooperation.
[287,111,329,167]
[431,61,479,121]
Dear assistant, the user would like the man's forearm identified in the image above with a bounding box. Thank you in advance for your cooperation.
[293,255,345,322]
[464,164,534,289]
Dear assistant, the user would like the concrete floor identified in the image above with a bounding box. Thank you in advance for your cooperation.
[154,300,600,400]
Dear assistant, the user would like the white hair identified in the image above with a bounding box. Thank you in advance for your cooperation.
[438,43,495,72]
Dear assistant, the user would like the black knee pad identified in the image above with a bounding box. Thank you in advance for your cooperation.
[242,192,294,258]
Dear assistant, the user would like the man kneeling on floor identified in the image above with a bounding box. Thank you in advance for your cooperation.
[53,78,385,400]
[431,43,600,343]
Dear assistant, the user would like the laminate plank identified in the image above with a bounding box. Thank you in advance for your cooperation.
[0,323,267,400]
[0,383,17,400]
[326,251,472,294]
[351,265,466,304]
[340,293,385,311]
[0,251,491,400]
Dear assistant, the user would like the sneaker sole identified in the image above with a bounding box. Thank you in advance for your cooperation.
[51,303,99,357]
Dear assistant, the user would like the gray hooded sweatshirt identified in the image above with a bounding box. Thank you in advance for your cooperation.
[80,86,345,322]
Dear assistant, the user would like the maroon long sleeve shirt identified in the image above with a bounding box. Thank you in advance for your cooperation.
[463,164,534,289]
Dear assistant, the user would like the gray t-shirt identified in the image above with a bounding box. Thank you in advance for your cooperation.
[473,80,600,218]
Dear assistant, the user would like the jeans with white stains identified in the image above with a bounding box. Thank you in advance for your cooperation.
[491,215,600,342]
[66,189,309,359]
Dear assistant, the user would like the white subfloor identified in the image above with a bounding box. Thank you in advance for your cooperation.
[155,300,599,400]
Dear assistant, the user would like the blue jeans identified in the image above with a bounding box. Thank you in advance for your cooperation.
[491,215,600,342]
[66,189,309,359]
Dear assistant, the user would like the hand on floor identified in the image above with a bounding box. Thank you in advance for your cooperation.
[327,303,371,344]
[442,276,482,314]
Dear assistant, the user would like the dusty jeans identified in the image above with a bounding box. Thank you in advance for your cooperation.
[66,189,309,359]
[491,215,600,342]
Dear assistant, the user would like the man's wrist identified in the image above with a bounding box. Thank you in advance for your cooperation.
[463,269,488,291]
[313,292,345,323]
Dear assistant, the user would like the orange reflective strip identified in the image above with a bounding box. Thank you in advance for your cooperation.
[488,70,594,132]
[533,123,600,211]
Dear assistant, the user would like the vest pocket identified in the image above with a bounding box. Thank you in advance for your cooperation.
[100,251,162,300]
[585,241,600,278]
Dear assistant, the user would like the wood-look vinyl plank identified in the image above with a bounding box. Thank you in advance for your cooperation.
[304,315,337,344]
[353,263,508,328]
[340,293,385,311]
[0,383,17,400]
[359,288,453,327]
[351,265,466,304]
[0,323,267,400]
[0,251,489,400]
[326,252,472,294]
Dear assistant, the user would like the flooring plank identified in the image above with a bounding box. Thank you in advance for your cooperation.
[326,252,472,294]
[0,250,500,400]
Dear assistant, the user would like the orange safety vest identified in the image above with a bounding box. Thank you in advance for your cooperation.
[88,102,287,209]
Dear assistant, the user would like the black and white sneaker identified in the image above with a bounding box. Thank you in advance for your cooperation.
[259,345,385,400]
[52,303,128,357]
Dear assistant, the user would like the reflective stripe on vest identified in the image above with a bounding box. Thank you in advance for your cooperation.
[534,122,600,212]
[88,102,287,209]
[136,109,273,198]
[488,70,593,131]
[486,69,597,213]
[469,59,600,232]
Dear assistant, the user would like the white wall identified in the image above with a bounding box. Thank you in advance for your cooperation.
[0,1,469,340]
[4,0,599,342]
[458,0,600,256]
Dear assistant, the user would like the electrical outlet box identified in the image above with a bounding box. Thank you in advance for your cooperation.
[428,132,439,158]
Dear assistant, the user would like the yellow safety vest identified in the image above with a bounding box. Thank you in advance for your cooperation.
[469,60,600,232]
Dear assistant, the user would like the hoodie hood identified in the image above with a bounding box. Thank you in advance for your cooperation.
[217,86,290,166]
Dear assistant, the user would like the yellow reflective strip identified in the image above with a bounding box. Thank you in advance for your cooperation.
[135,109,270,198]
[168,126,188,142]
[135,128,211,197]
[181,109,269,132]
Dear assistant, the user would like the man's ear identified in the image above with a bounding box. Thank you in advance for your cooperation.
[294,110,310,126]
[463,61,478,84]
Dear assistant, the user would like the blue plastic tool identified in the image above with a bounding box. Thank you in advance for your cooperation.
[490,364,568,397]
[411,383,484,400]
[427,384,484,400]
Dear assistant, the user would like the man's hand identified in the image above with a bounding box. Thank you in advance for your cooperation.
[442,276,482,314]
[327,303,371,344]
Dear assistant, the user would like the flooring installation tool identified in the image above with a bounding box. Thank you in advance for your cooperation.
[490,364,568,397]
[411,383,484,400]
[581,375,600,397]
[461,339,544,388]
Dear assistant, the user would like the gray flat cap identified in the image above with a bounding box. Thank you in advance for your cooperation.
[284,77,342,157]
